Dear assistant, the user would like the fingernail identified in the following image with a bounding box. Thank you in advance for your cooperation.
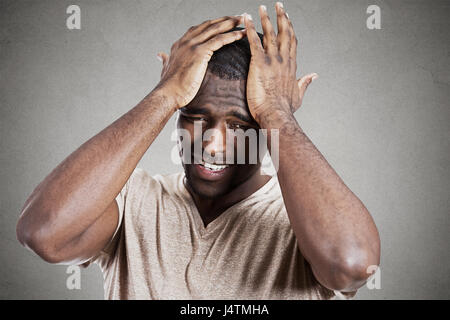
[277,2,284,9]
[260,5,267,12]
[246,13,253,20]
[156,54,162,62]
[311,73,319,81]
[286,12,289,18]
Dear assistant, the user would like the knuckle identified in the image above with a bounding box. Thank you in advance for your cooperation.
[190,44,201,53]
[291,34,297,43]
[209,23,220,31]
[177,40,189,48]
[185,38,195,46]
[179,38,194,49]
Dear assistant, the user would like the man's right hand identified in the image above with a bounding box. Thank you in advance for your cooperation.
[156,15,246,109]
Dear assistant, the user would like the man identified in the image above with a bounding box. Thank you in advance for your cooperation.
[16,3,380,299]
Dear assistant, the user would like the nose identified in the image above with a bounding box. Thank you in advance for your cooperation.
[203,125,227,162]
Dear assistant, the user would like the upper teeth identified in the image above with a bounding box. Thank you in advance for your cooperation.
[203,162,229,171]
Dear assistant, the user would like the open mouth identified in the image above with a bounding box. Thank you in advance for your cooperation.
[199,161,229,171]
[193,160,231,180]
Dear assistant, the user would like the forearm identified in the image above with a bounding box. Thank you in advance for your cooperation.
[17,88,176,249]
[260,109,380,291]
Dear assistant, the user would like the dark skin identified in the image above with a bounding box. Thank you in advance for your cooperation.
[177,70,271,225]
[16,3,380,294]
[241,5,380,293]
[16,14,248,265]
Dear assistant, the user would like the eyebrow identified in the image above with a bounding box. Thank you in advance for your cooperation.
[180,107,253,124]
[227,110,252,123]
[179,107,210,115]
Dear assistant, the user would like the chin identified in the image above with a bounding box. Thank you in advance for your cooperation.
[184,165,232,199]
[183,163,260,199]
[189,182,227,199]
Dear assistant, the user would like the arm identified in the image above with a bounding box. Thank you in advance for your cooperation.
[16,15,247,265]
[16,89,175,265]
[243,5,380,292]
[263,112,380,293]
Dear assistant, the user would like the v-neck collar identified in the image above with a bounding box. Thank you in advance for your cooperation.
[179,173,276,239]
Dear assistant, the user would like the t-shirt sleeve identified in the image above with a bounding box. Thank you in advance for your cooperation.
[311,266,358,299]
[109,177,128,246]
[333,290,357,299]
[85,168,145,268]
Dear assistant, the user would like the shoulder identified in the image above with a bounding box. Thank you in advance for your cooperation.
[240,176,290,229]
[121,168,186,208]
[126,168,184,194]
[254,176,287,214]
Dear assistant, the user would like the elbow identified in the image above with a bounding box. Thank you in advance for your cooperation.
[16,212,64,264]
[16,210,34,248]
[330,259,379,292]
[326,246,381,292]
[327,222,381,292]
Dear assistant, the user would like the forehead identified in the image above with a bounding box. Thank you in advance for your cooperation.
[183,71,248,112]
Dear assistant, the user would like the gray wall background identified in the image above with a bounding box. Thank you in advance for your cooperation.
[1,0,449,299]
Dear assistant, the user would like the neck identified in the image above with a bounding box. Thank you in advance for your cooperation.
[186,171,272,227]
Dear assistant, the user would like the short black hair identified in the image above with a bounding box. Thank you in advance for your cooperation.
[207,27,264,80]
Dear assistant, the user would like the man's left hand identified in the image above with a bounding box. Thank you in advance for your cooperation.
[244,3,317,125]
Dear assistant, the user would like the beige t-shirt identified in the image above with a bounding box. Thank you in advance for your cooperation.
[92,168,338,300]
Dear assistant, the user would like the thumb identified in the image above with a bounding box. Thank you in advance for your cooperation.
[157,52,169,77]
[157,52,169,65]
[297,73,318,99]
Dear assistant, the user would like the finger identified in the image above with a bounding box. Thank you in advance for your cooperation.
[193,15,244,45]
[287,16,298,61]
[200,29,247,59]
[244,13,264,55]
[259,5,277,53]
[182,16,230,40]
[297,73,318,98]
[275,9,298,77]
[275,2,290,54]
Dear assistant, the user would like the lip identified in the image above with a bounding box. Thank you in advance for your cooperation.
[194,163,231,181]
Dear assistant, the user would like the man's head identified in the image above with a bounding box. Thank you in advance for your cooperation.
[176,28,265,199]
[207,27,261,81]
